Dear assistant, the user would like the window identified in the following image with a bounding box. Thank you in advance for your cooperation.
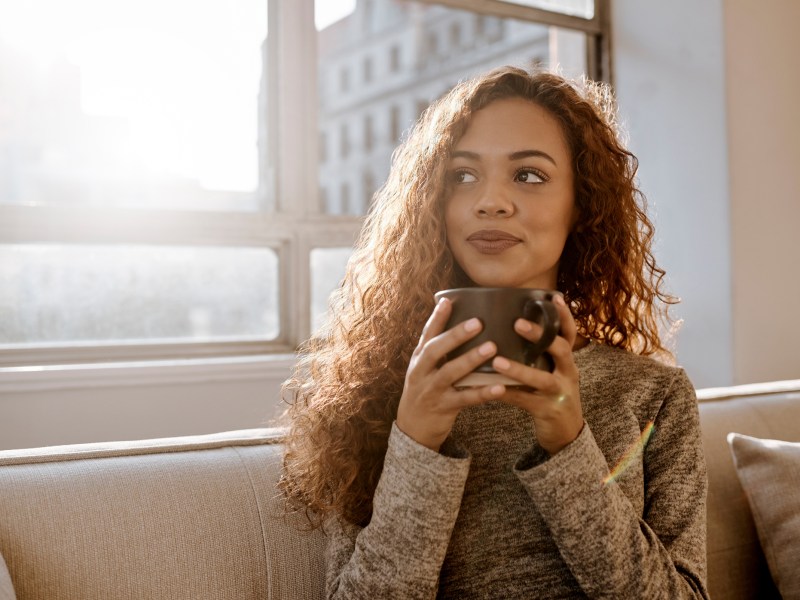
[340,182,351,215]
[363,56,373,83]
[389,45,401,72]
[426,31,439,56]
[389,106,402,144]
[340,122,351,159]
[1,0,610,368]
[364,114,374,152]
[319,186,329,212]
[363,170,376,209]
[476,14,486,36]
[450,21,462,49]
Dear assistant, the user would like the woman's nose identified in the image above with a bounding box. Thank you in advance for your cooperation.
[475,182,514,216]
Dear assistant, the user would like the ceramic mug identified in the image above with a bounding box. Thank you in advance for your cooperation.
[434,287,561,387]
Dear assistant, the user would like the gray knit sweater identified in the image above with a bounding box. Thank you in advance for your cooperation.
[324,343,709,599]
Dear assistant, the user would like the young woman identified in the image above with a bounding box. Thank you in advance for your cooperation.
[280,66,708,599]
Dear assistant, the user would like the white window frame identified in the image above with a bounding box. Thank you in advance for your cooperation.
[0,0,609,369]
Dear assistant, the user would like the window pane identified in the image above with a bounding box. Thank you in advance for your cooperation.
[497,0,594,19]
[310,247,351,333]
[316,0,589,216]
[0,244,279,345]
[0,1,269,211]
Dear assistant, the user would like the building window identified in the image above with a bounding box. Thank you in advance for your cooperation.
[341,182,351,214]
[364,114,374,152]
[426,31,438,56]
[363,170,376,208]
[340,122,350,159]
[389,106,401,143]
[363,57,373,83]
[475,14,486,37]
[319,187,329,212]
[1,0,611,368]
[389,45,401,72]
[449,21,462,49]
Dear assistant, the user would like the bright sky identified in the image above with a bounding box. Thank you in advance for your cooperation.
[317,0,356,30]
[0,0,356,191]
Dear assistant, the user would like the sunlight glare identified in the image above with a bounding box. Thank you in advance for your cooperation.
[0,0,267,192]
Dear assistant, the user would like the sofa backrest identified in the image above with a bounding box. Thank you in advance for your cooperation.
[0,429,326,600]
[697,380,800,600]
[2,381,799,599]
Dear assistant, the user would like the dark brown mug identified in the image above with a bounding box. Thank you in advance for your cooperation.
[434,287,561,387]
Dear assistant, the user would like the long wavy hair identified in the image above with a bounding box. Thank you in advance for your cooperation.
[280,66,677,528]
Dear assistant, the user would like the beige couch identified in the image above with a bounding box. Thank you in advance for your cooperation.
[1,380,799,599]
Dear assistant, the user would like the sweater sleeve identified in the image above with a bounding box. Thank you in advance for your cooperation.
[514,369,709,599]
[324,422,471,600]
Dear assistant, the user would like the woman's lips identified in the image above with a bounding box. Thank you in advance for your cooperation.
[466,230,522,254]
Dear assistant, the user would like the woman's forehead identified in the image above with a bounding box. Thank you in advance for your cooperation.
[450,98,570,163]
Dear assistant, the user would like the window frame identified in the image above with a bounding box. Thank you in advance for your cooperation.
[0,0,610,369]
[419,0,612,82]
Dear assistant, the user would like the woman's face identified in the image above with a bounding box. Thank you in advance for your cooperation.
[444,97,576,290]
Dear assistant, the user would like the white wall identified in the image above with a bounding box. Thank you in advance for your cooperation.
[0,357,291,450]
[724,0,800,384]
[613,0,800,387]
[612,0,733,388]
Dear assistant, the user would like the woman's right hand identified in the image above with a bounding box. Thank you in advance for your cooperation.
[396,297,505,451]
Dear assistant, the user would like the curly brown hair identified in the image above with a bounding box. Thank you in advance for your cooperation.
[279,66,677,528]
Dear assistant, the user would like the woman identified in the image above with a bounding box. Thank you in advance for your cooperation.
[280,66,708,599]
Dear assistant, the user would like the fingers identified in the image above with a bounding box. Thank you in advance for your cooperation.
[418,297,453,348]
[510,294,578,376]
[552,294,577,347]
[488,293,579,395]
[450,380,507,404]
[436,339,496,384]
[491,354,557,394]
[415,304,490,376]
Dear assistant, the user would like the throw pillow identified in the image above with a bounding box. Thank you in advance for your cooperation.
[728,432,800,599]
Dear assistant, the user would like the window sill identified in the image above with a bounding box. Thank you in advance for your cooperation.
[0,354,297,393]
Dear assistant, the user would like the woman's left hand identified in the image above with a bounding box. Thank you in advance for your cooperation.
[492,294,583,456]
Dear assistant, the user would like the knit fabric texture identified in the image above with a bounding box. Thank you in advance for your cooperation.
[324,343,709,599]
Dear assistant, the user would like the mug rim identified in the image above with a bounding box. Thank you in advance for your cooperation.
[435,287,559,297]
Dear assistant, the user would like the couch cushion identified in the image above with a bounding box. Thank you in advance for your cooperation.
[0,428,325,600]
[0,551,16,600]
[728,433,800,599]
[697,381,800,600]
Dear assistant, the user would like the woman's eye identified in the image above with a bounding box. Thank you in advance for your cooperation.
[515,169,546,184]
[452,170,477,184]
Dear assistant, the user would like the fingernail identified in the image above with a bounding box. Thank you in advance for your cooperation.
[516,319,531,332]
[464,318,481,332]
[490,385,504,396]
[494,356,510,370]
[478,341,495,356]
[438,297,450,307]
[554,294,566,306]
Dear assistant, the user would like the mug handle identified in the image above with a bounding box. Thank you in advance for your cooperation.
[522,299,560,372]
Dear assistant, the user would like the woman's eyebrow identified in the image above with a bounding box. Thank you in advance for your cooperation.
[450,149,557,166]
[508,149,557,165]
